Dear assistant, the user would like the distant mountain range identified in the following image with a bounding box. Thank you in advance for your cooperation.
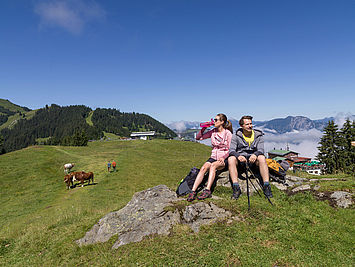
[252,116,335,134]
[167,115,354,135]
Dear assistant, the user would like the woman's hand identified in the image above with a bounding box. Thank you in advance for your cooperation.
[218,158,225,165]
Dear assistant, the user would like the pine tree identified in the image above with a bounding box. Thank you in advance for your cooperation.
[0,134,4,154]
[317,120,341,174]
[338,119,355,175]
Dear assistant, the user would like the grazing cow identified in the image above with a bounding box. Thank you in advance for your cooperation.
[64,163,75,174]
[71,171,94,187]
[64,174,73,190]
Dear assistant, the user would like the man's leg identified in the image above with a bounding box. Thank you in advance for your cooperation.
[228,156,242,200]
[256,155,269,183]
[256,155,273,198]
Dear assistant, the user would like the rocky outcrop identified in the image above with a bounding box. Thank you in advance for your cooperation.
[215,171,354,209]
[76,185,235,249]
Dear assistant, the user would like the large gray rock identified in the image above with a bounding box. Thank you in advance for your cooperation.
[330,191,353,208]
[183,202,232,233]
[76,185,234,249]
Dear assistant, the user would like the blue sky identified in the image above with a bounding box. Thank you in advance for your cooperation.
[1,0,354,123]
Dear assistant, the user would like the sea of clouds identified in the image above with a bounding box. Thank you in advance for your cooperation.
[170,113,354,160]
[263,113,354,159]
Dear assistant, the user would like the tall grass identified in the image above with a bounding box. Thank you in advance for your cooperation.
[0,140,354,266]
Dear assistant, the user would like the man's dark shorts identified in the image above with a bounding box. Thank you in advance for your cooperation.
[229,154,259,172]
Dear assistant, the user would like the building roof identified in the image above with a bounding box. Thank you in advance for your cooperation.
[293,157,312,163]
[130,131,155,137]
[268,149,298,156]
[272,156,287,162]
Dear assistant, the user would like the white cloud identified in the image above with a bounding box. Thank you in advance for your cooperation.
[264,128,323,160]
[334,112,355,128]
[34,0,106,34]
[169,121,186,132]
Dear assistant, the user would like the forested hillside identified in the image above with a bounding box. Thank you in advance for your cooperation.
[0,100,177,154]
[92,108,176,138]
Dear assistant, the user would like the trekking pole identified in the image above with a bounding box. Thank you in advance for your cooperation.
[246,164,274,206]
[245,163,251,210]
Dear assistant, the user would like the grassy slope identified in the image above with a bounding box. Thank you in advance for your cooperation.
[0,110,37,130]
[86,110,94,126]
[0,99,28,113]
[0,140,354,266]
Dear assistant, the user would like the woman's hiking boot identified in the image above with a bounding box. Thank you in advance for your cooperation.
[187,191,197,202]
[231,187,242,200]
[263,184,273,198]
[197,189,212,200]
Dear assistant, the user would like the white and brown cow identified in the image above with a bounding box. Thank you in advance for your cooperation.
[64,163,75,174]
[64,174,73,189]
[71,171,94,187]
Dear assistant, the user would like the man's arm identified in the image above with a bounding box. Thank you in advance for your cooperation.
[253,134,265,156]
[229,134,240,158]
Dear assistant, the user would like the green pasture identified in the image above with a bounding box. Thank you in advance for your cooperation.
[0,140,354,266]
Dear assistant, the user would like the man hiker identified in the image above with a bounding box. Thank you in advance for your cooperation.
[112,160,117,172]
[228,115,273,200]
[107,161,111,172]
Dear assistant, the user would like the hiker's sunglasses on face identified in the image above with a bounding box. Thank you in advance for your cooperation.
[214,118,220,122]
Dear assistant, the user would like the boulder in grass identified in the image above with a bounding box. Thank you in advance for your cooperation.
[76,185,235,249]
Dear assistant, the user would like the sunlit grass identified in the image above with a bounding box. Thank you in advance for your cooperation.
[0,140,354,266]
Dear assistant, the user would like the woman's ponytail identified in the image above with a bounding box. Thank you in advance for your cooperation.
[217,113,233,133]
[225,120,233,133]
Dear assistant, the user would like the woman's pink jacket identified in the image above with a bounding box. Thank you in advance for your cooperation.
[196,128,232,161]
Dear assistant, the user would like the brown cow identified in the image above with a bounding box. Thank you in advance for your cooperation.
[64,174,73,190]
[71,171,94,187]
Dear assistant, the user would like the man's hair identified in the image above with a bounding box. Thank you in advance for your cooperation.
[239,115,253,126]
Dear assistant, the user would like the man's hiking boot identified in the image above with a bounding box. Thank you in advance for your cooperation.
[263,184,273,198]
[231,187,242,200]
[197,189,212,200]
[187,191,197,202]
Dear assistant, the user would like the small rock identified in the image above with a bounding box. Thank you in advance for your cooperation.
[292,184,311,193]
[271,182,288,191]
[317,192,325,198]
[330,191,353,208]
[285,181,296,187]
[313,185,321,191]
[287,176,307,182]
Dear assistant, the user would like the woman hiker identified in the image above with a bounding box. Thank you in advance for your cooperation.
[187,113,233,201]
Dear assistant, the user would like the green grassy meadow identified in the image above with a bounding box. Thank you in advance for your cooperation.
[0,140,354,266]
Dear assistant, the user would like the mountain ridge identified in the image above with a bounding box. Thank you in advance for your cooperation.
[167,115,354,134]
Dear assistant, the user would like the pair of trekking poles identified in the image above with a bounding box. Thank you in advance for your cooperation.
[237,162,273,210]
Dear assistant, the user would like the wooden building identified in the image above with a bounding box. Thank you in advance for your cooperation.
[267,149,311,167]
[130,131,155,140]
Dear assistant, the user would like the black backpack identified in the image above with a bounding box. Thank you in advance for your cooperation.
[176,167,201,196]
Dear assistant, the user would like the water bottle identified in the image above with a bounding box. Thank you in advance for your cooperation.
[200,119,214,128]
